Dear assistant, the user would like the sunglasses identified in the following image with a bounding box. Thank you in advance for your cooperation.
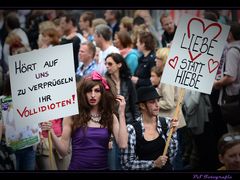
[223,135,240,142]
[219,134,240,154]
[105,62,113,66]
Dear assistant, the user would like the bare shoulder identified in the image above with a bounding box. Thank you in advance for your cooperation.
[63,116,74,127]
[62,116,74,138]
[63,116,73,129]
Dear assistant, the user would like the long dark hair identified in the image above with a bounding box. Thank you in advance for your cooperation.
[72,76,116,134]
[105,53,131,80]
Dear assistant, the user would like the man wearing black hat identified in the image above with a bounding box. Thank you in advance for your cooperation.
[120,86,179,170]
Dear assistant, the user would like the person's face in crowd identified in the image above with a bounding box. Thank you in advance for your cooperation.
[94,33,101,49]
[150,72,160,87]
[46,10,57,20]
[119,23,126,32]
[105,57,121,75]
[104,10,114,22]
[138,10,152,25]
[219,143,240,170]
[79,16,88,31]
[41,33,51,46]
[144,99,160,117]
[161,16,175,35]
[86,85,102,107]
[113,34,121,49]
[155,56,163,69]
[79,44,92,63]
[60,17,70,35]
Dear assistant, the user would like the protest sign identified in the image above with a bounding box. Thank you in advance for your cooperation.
[1,96,40,150]
[161,14,230,94]
[8,43,79,129]
[160,14,230,155]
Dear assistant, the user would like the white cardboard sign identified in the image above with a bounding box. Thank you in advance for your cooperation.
[8,43,79,129]
[161,14,230,94]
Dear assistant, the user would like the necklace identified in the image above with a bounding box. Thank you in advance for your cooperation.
[90,114,101,118]
[90,114,101,123]
[90,117,101,123]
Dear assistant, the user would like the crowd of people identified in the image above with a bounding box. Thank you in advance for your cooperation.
[0,9,239,171]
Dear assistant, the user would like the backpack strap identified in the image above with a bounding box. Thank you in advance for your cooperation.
[131,117,169,156]
[159,117,168,138]
[228,46,240,53]
[131,120,142,156]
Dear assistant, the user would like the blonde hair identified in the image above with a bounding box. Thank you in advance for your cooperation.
[120,16,133,32]
[92,18,107,29]
[134,10,150,19]
[5,32,22,45]
[156,47,170,68]
[5,32,31,55]
[38,20,57,34]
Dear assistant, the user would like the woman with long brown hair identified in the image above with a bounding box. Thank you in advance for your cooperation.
[41,71,128,170]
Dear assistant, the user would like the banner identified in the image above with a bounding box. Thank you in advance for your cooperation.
[8,44,79,130]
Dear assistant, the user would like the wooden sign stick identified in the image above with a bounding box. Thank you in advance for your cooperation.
[162,88,185,156]
[48,131,54,169]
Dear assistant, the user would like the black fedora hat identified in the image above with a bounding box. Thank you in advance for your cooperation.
[136,86,161,103]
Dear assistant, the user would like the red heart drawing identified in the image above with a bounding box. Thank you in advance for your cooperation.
[187,18,222,61]
[168,56,178,69]
[208,59,220,73]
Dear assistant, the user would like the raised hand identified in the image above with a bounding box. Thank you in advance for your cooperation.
[116,95,126,115]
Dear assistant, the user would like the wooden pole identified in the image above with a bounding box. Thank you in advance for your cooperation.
[48,130,53,169]
[162,88,185,156]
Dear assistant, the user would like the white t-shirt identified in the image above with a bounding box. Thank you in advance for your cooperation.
[97,45,119,75]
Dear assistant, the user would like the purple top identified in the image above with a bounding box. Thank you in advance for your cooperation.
[68,127,111,170]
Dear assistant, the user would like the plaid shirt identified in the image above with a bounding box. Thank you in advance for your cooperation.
[76,60,97,77]
[120,116,178,170]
